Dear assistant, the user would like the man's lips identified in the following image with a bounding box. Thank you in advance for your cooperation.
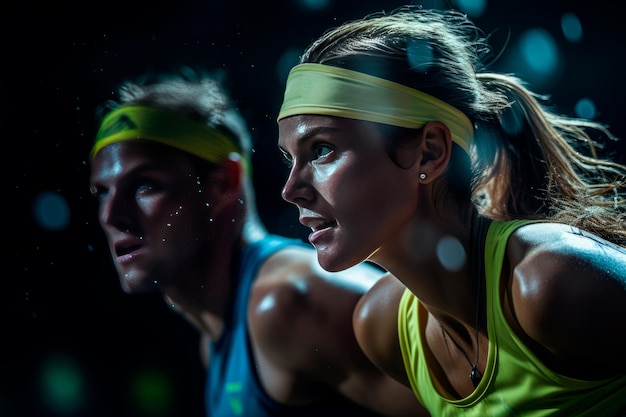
[113,236,144,259]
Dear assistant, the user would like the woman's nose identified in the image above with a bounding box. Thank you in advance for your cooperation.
[281,164,313,205]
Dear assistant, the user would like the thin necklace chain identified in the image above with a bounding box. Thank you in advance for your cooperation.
[439,215,484,389]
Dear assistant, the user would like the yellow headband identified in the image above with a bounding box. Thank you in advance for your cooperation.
[278,63,473,154]
[91,105,243,164]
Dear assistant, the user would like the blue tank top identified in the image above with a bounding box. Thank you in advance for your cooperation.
[205,234,383,416]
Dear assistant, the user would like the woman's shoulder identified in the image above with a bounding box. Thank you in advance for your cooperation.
[507,221,625,306]
[508,221,626,267]
[505,221,626,377]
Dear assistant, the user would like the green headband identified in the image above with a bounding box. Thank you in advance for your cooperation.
[91,105,243,165]
[278,63,473,154]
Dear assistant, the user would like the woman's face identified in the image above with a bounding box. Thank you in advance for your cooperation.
[278,115,419,271]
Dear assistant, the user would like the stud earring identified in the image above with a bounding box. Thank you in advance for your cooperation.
[419,173,427,180]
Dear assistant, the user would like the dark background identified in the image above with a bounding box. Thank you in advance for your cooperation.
[6,1,626,416]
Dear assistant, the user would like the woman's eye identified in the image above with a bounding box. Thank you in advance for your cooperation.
[314,144,333,159]
[279,149,293,167]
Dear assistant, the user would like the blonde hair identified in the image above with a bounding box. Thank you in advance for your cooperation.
[298,6,626,245]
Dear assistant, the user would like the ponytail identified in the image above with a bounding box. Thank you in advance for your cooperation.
[475,73,626,244]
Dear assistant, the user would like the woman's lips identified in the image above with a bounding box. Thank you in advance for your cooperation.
[307,220,337,245]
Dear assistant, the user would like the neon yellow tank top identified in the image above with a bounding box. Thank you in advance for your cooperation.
[398,220,626,416]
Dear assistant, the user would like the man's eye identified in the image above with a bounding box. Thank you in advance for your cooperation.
[136,183,155,194]
[89,184,106,200]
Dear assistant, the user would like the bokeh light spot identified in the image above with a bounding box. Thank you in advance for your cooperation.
[276,48,302,83]
[519,28,559,76]
[298,0,331,12]
[561,12,583,43]
[575,97,597,120]
[436,236,466,272]
[33,191,70,231]
[407,40,435,73]
[131,368,173,416]
[453,0,487,18]
[40,353,86,415]
[501,106,524,136]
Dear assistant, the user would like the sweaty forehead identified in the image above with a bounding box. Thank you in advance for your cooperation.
[278,114,386,148]
[94,140,192,163]
[278,114,366,138]
[91,140,197,177]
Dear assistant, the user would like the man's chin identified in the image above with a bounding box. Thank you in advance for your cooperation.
[119,272,158,294]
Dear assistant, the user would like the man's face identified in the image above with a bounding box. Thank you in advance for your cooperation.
[89,140,219,293]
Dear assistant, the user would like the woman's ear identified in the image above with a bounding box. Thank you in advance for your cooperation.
[417,121,452,183]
